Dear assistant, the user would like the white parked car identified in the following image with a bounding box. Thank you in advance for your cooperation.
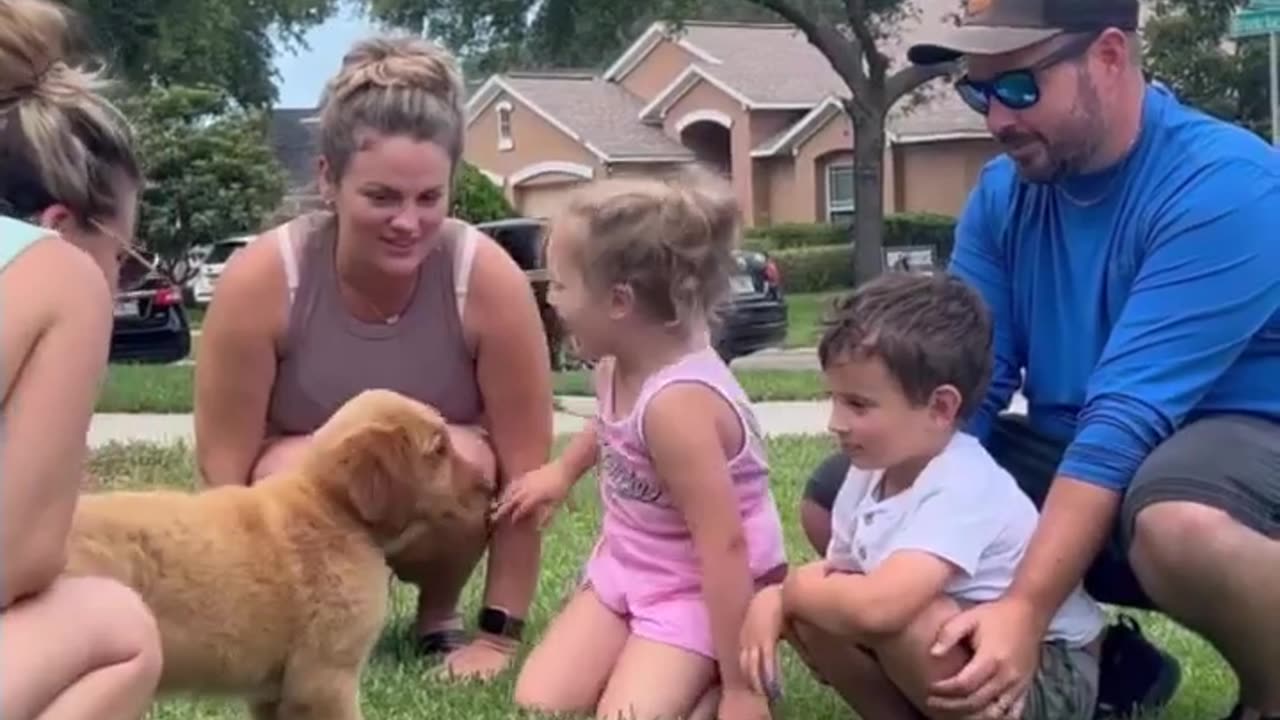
[191,236,250,306]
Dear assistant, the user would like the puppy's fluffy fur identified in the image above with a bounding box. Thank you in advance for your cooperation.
[66,389,492,719]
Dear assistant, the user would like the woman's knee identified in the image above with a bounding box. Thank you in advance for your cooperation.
[252,435,312,483]
[447,425,496,487]
[68,577,162,675]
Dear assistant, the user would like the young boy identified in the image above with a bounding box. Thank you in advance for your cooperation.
[739,272,1105,720]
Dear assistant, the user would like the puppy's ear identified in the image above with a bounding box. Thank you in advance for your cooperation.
[347,458,391,525]
[333,422,410,528]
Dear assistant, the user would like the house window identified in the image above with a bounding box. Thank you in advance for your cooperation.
[826,163,855,224]
[497,102,514,151]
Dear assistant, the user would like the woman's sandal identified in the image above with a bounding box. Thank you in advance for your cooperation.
[416,628,469,658]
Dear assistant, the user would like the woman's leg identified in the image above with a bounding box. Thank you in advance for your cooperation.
[513,587,630,715]
[390,425,496,638]
[250,435,311,483]
[0,576,162,720]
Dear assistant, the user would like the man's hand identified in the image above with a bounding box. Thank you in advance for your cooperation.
[434,633,518,682]
[926,597,1042,718]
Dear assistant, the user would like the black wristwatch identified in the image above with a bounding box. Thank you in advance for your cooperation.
[477,606,525,641]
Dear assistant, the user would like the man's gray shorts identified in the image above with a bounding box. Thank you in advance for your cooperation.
[803,414,1280,608]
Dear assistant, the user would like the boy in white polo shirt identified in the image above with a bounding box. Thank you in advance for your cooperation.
[739,272,1105,720]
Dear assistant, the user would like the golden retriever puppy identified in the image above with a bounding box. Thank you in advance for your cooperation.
[65,389,493,720]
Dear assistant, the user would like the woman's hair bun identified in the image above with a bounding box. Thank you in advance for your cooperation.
[323,35,464,114]
[0,0,74,103]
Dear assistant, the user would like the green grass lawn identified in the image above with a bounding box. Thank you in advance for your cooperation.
[88,437,1236,720]
[98,364,828,413]
[784,292,842,349]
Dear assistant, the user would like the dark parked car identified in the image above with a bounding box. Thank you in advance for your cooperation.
[110,251,192,364]
[477,217,788,366]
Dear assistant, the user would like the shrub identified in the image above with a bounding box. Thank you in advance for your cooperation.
[452,162,515,223]
[747,213,958,260]
[744,221,849,249]
[884,212,957,263]
[773,245,855,294]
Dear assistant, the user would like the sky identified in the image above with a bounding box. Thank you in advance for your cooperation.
[272,6,379,109]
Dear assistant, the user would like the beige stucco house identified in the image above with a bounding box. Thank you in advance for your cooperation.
[465,10,1003,227]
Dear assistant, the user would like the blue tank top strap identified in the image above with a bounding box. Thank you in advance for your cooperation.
[0,216,53,272]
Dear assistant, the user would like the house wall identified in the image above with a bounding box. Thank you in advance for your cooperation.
[464,89,606,215]
[619,39,698,102]
[891,138,1001,216]
[513,173,586,218]
[465,90,600,184]
[662,81,763,226]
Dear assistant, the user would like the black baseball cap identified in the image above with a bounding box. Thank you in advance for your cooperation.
[907,0,1140,66]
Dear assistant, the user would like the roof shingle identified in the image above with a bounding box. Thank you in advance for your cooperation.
[504,73,694,159]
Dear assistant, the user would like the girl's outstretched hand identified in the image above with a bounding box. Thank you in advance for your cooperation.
[738,584,785,701]
[490,459,573,529]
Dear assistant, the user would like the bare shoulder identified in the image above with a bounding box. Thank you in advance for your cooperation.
[202,225,291,342]
[460,223,540,334]
[0,239,112,399]
[3,238,111,329]
[466,224,534,299]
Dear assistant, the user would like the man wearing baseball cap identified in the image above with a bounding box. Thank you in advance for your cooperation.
[900,1,1280,719]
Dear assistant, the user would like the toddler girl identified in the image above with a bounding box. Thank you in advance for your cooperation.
[493,169,785,720]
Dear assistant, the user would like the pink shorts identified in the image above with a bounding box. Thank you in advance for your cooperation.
[583,549,785,660]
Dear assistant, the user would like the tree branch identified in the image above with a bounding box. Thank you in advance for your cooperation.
[845,0,889,81]
[885,61,957,106]
[749,0,871,100]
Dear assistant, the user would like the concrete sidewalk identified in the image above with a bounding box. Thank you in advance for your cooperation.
[88,398,834,448]
[88,393,1028,448]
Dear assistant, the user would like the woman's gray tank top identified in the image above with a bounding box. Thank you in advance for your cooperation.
[265,211,484,436]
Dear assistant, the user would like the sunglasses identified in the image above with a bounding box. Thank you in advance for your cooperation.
[90,218,158,290]
[954,32,1102,115]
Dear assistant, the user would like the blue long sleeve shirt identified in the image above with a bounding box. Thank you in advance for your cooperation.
[950,83,1280,492]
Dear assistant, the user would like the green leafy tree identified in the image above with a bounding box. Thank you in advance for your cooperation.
[67,0,336,107]
[364,0,954,283]
[1144,0,1272,139]
[451,162,516,223]
[122,85,286,284]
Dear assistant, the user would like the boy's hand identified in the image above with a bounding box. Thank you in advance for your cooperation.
[490,459,572,529]
[718,686,773,720]
[738,585,785,700]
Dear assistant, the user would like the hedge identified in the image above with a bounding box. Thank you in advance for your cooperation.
[745,212,958,260]
[750,213,959,293]
[772,245,856,294]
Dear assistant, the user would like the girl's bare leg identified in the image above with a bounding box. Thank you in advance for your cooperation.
[514,588,630,715]
[595,636,717,720]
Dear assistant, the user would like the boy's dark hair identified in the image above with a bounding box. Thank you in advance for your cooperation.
[817,272,994,421]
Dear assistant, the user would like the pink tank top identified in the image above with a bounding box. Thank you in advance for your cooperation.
[590,348,787,602]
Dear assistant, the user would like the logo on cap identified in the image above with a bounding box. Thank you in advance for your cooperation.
[966,0,992,15]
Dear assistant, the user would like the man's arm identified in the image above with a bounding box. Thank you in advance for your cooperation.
[947,165,1023,442]
[1011,159,1280,621]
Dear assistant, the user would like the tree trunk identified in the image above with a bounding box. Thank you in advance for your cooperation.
[850,107,887,285]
